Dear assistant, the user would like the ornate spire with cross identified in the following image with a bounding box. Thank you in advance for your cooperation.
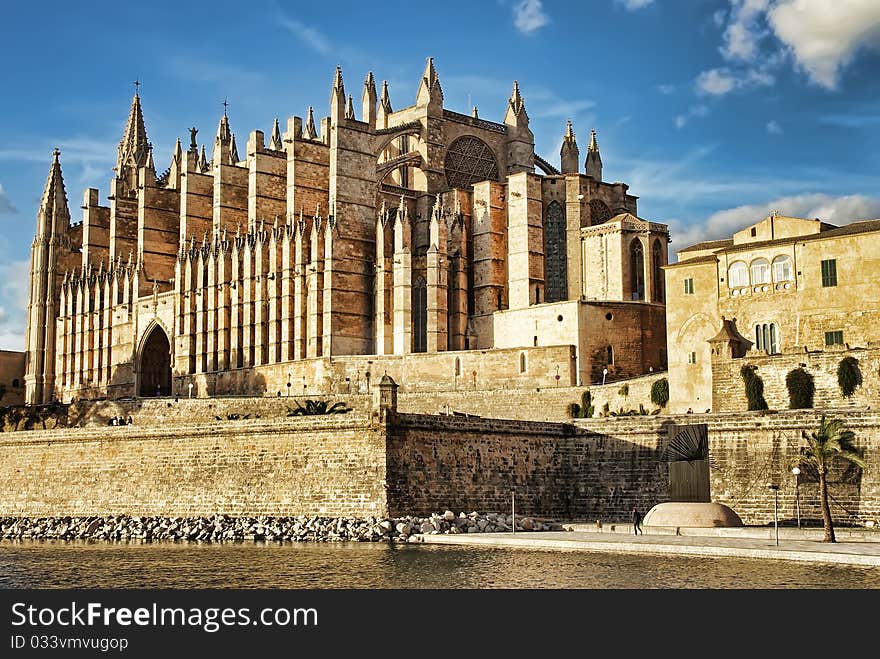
[134,78,141,96]
[222,97,229,116]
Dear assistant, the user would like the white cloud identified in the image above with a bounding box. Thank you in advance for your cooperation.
[695,68,737,95]
[0,260,30,350]
[616,0,655,10]
[513,0,549,34]
[768,0,880,89]
[675,104,709,129]
[695,66,774,96]
[720,0,771,61]
[277,17,331,55]
[657,84,676,95]
[712,1,880,90]
[766,120,782,134]
[0,184,18,216]
[670,193,880,253]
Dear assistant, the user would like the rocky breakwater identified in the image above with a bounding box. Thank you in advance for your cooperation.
[0,511,565,543]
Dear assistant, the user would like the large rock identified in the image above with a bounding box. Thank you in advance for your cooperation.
[642,502,744,528]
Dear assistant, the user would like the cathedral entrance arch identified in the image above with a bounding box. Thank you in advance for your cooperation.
[138,323,172,397]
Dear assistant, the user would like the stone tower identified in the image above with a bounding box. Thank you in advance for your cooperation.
[585,128,603,181]
[25,149,71,404]
[560,120,579,174]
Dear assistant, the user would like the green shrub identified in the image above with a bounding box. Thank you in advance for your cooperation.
[785,367,815,409]
[837,357,862,398]
[618,384,629,397]
[580,390,594,418]
[740,364,768,411]
[650,378,669,408]
[287,399,352,416]
[569,402,581,417]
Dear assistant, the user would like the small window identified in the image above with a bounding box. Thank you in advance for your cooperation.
[687,352,697,364]
[519,352,527,373]
[728,262,748,288]
[825,330,844,346]
[772,255,792,282]
[535,286,541,304]
[606,345,614,364]
[684,278,694,295]
[750,227,757,237]
[821,259,837,287]
[754,323,779,354]
[750,258,771,285]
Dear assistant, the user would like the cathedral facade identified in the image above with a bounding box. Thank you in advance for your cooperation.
[24,58,667,404]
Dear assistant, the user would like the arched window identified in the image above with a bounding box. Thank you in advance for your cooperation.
[413,277,427,353]
[754,323,779,354]
[519,352,527,373]
[630,239,645,300]
[543,202,567,302]
[772,255,792,282]
[651,239,664,302]
[750,258,771,285]
[607,345,614,364]
[728,261,748,288]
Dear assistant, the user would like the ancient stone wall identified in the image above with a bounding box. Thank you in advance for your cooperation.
[0,414,387,518]
[386,414,667,520]
[711,346,880,412]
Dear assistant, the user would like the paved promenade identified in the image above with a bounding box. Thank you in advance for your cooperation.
[412,525,880,567]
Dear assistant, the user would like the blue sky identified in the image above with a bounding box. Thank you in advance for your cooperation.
[1,0,879,349]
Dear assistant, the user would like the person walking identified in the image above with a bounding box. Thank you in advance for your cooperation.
[632,506,643,535]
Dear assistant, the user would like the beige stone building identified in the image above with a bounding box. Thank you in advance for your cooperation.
[24,59,667,404]
[665,212,880,413]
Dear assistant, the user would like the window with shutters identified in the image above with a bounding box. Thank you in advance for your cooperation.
[821,259,837,287]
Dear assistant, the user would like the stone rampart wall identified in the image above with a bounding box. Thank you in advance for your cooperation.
[0,415,387,518]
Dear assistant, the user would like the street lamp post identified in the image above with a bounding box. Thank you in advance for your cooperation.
[768,483,780,546]
[188,382,193,399]
[792,467,801,529]
[287,371,292,397]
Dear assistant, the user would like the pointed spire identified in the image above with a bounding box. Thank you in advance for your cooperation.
[145,144,155,172]
[269,117,283,151]
[37,148,70,237]
[173,137,183,163]
[560,119,580,174]
[509,81,525,116]
[331,65,346,123]
[198,145,208,172]
[362,72,377,127]
[585,128,603,181]
[117,91,150,173]
[213,110,237,165]
[381,79,392,110]
[345,94,355,120]
[304,106,318,139]
[416,56,443,108]
[588,128,599,153]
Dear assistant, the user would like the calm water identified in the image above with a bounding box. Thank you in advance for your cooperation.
[1,540,878,588]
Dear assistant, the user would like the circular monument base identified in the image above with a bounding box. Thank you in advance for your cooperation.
[643,502,744,528]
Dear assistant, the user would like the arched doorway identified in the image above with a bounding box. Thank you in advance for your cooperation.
[139,324,172,397]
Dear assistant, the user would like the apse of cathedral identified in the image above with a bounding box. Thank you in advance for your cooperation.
[24,58,668,404]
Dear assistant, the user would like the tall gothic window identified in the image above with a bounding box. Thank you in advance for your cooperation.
[543,201,567,302]
[652,239,664,302]
[413,277,427,353]
[630,239,645,301]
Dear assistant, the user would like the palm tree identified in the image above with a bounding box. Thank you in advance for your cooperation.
[791,415,866,543]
